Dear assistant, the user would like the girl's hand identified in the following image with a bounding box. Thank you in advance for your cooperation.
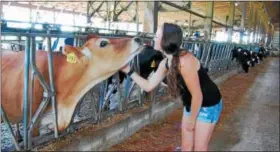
[120,64,131,74]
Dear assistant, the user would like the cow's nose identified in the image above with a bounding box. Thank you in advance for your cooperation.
[133,37,142,44]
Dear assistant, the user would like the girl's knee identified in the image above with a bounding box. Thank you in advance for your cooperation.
[194,144,208,151]
[181,144,193,151]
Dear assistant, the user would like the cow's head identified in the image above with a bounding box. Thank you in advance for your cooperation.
[63,36,143,73]
[55,36,143,131]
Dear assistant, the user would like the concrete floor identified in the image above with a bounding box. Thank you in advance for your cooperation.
[210,58,280,151]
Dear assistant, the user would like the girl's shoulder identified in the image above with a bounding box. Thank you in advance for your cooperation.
[179,52,200,70]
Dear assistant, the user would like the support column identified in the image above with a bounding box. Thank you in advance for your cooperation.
[136,1,139,33]
[203,2,213,41]
[29,2,32,22]
[188,13,191,38]
[252,8,258,43]
[227,2,235,42]
[255,19,260,43]
[266,24,273,46]
[260,20,265,43]
[143,1,159,33]
[248,2,254,43]
[18,36,22,51]
[240,2,247,44]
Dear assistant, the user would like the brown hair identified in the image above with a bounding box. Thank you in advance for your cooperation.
[161,23,185,98]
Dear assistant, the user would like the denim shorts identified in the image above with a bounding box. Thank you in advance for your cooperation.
[183,99,223,124]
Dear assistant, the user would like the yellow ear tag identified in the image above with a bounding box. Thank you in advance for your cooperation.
[151,60,156,68]
[67,52,77,64]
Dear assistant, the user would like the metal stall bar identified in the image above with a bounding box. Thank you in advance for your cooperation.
[213,43,220,72]
[193,43,200,58]
[228,44,235,69]
[221,43,228,70]
[27,37,52,149]
[29,36,51,96]
[1,108,21,151]
[125,81,136,103]
[137,51,143,105]
[222,44,230,70]
[197,42,206,62]
[220,44,227,70]
[115,73,123,112]
[231,44,238,69]
[190,43,195,54]
[207,43,217,72]
[23,35,31,150]
[47,35,59,138]
[98,81,106,122]
[28,36,36,149]
[226,44,235,70]
[206,43,214,68]
[197,43,204,60]
[124,53,142,106]
[225,44,232,70]
[215,43,223,71]
[219,44,226,71]
[210,43,217,72]
[200,42,209,66]
[216,43,223,70]
[103,79,113,111]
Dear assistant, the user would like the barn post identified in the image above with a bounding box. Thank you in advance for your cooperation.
[240,2,247,44]
[142,1,159,103]
[252,5,258,43]
[203,2,214,41]
[136,1,139,33]
[143,1,159,33]
[266,24,273,47]
[227,2,235,42]
[18,36,23,50]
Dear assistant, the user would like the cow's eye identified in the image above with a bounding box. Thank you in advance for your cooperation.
[100,41,108,48]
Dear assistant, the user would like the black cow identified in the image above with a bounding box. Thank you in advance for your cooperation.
[104,45,164,110]
[249,51,260,66]
[258,46,268,61]
[232,47,253,73]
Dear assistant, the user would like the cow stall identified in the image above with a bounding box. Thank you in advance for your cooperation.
[1,22,157,151]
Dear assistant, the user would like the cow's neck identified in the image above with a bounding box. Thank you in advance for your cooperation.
[54,59,119,130]
[69,66,117,103]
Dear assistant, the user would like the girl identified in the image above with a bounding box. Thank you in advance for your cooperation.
[121,23,222,151]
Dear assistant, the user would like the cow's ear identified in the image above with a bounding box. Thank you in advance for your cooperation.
[63,45,84,63]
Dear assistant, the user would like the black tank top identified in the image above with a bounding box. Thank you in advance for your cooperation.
[165,58,222,112]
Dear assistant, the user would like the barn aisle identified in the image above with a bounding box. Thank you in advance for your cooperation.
[109,58,279,151]
[210,57,279,151]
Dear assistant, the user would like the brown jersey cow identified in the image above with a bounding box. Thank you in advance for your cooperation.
[1,36,142,135]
